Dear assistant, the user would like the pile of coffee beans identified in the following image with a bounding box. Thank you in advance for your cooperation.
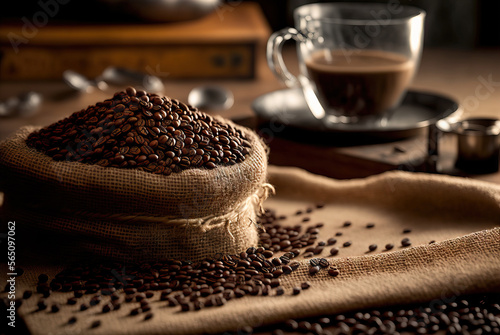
[26,87,251,174]
[257,205,325,254]
[30,245,307,320]
[234,292,500,335]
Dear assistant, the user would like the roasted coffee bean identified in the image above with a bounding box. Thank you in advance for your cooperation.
[313,246,324,255]
[369,244,378,251]
[292,287,301,295]
[51,303,60,313]
[330,247,339,256]
[38,274,49,283]
[22,290,32,299]
[343,241,352,247]
[366,222,375,228]
[290,261,300,271]
[327,238,337,245]
[37,299,47,311]
[319,258,329,268]
[91,320,101,328]
[309,258,320,267]
[303,252,314,258]
[282,265,293,275]
[275,287,285,296]
[301,282,311,290]
[246,247,257,254]
[328,268,340,277]
[335,232,343,236]
[263,250,274,258]
[385,243,394,250]
[102,303,112,313]
[401,238,411,247]
[343,221,352,227]
[309,266,320,275]
[284,319,299,331]
[403,228,412,234]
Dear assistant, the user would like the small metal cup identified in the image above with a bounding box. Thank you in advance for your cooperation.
[453,118,500,173]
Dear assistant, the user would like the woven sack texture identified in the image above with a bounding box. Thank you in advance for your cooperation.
[0,123,271,262]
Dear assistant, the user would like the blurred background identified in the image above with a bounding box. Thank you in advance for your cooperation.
[1,0,500,49]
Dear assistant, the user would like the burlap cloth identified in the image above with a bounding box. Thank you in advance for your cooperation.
[2,165,500,335]
[0,125,271,262]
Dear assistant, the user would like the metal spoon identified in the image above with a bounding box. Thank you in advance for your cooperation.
[187,85,234,111]
[63,70,108,93]
[0,91,42,118]
[100,67,164,93]
[63,67,164,93]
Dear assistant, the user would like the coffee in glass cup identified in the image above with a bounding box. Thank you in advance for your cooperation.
[267,3,426,125]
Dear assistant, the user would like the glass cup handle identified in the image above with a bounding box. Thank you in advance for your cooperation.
[266,28,304,88]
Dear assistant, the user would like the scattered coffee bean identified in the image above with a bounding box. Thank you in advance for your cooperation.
[385,243,394,250]
[330,247,339,256]
[368,244,377,252]
[309,258,320,267]
[343,241,352,247]
[403,228,412,234]
[366,223,375,228]
[309,266,320,275]
[22,290,32,300]
[401,238,411,247]
[91,320,101,328]
[144,312,154,320]
[245,292,500,335]
[343,221,352,227]
[37,299,47,311]
[292,287,301,295]
[38,274,49,284]
[328,268,340,277]
[301,282,311,290]
[319,258,329,268]
[51,303,60,313]
[327,238,337,245]
[335,232,343,236]
[102,303,112,313]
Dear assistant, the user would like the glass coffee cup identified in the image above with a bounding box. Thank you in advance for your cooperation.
[267,3,426,125]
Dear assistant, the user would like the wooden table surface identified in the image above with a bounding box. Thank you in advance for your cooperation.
[1,47,500,183]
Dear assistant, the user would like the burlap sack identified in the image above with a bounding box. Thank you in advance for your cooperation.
[0,123,272,262]
[4,166,500,335]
